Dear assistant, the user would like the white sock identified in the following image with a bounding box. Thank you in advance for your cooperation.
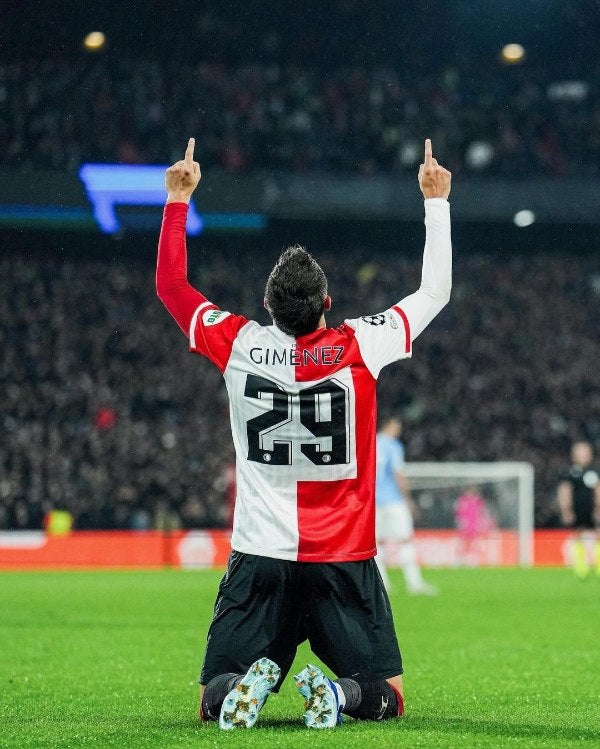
[375,550,391,591]
[399,541,424,591]
[330,680,346,710]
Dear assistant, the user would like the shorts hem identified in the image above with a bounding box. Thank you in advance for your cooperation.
[231,546,378,563]
[296,549,377,563]
[379,667,404,679]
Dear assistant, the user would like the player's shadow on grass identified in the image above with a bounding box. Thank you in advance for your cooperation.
[206,715,600,740]
[180,717,305,731]
[403,715,599,743]
[178,714,598,740]
[248,717,307,730]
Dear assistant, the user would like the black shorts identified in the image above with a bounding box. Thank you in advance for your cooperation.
[573,506,596,530]
[199,551,403,688]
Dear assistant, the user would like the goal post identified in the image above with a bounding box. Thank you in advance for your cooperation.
[401,462,535,567]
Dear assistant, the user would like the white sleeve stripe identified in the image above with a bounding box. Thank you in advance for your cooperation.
[189,301,213,348]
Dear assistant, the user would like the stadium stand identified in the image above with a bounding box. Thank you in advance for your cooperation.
[1,247,598,531]
[1,1,598,533]
[0,55,599,177]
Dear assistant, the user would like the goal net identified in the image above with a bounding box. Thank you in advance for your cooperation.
[382,462,535,567]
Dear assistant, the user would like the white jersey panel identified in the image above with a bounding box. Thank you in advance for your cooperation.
[345,307,412,379]
[232,455,300,559]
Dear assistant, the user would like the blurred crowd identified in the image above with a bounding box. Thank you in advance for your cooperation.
[1,0,598,534]
[1,244,598,531]
[1,55,599,178]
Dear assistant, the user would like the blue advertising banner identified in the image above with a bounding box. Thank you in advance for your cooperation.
[0,165,266,235]
[0,166,598,232]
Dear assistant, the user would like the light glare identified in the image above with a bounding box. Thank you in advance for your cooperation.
[514,210,535,227]
[84,31,106,51]
[501,43,525,64]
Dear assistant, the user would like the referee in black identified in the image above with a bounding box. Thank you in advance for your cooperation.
[557,440,600,578]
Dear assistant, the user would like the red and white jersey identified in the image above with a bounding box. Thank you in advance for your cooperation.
[189,304,413,562]
[156,198,451,563]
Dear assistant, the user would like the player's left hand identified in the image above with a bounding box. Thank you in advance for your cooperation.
[165,138,201,204]
[418,139,451,200]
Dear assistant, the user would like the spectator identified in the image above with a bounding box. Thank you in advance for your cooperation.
[0,56,598,177]
[0,246,598,530]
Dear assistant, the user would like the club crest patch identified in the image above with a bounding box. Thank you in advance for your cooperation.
[202,309,231,326]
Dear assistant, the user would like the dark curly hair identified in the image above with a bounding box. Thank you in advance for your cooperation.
[264,245,328,337]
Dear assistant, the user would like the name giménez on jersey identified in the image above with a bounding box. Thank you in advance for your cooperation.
[249,345,345,367]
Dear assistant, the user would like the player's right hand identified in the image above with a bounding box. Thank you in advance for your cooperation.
[165,138,201,204]
[418,139,451,200]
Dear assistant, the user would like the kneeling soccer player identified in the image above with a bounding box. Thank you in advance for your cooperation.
[156,137,452,728]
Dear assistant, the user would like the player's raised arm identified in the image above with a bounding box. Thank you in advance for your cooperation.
[157,140,249,371]
[398,138,452,340]
[156,138,206,334]
[341,139,452,379]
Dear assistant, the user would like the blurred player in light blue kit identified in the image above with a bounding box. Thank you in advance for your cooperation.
[375,416,437,594]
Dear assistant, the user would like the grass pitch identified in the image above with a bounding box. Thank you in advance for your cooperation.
[1,567,599,748]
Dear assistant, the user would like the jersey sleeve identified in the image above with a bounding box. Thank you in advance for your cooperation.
[156,202,249,372]
[188,302,249,373]
[156,202,208,335]
[343,306,412,378]
[344,198,451,379]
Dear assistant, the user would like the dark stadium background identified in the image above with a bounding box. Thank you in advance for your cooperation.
[1,0,599,534]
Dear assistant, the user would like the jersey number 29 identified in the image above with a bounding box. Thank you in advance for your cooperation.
[245,374,350,466]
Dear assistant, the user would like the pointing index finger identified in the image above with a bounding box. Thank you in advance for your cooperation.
[424,138,433,165]
[184,137,195,164]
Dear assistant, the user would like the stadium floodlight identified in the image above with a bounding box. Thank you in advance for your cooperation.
[404,461,535,566]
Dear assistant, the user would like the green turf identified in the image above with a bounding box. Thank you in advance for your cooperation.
[1,567,599,748]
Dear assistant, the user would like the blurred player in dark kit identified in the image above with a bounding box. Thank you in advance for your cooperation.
[156,138,451,728]
[557,440,600,578]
